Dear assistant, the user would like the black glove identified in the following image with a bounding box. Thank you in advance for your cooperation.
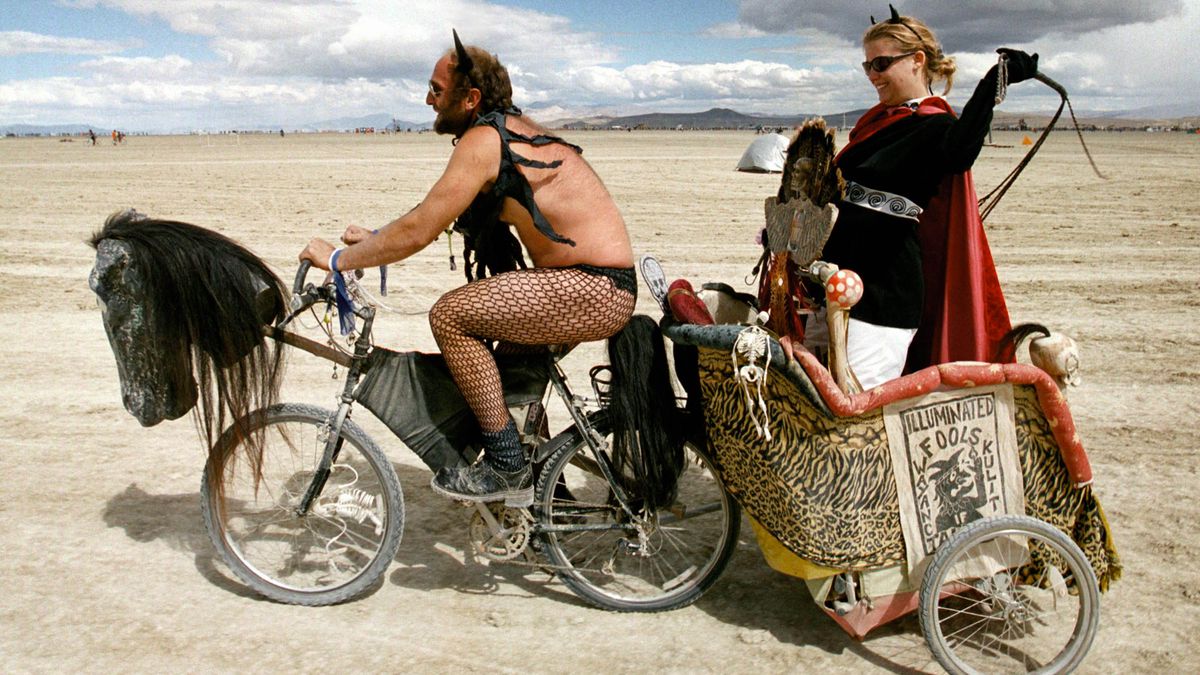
[997,48,1038,83]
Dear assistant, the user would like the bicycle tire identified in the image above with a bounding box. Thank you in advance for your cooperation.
[200,403,405,606]
[534,411,739,612]
[919,514,1100,674]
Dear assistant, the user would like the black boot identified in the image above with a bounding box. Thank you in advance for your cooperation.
[431,420,532,507]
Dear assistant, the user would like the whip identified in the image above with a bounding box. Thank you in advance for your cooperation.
[979,69,1107,221]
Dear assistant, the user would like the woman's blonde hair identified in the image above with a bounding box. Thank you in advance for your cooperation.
[863,14,957,96]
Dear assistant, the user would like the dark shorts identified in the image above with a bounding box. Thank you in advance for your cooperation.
[570,264,638,296]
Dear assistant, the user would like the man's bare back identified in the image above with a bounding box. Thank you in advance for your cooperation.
[487,114,632,269]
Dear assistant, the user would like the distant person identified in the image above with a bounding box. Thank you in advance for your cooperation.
[811,5,1037,387]
[299,31,636,505]
[88,129,96,145]
[111,129,118,145]
[280,129,285,137]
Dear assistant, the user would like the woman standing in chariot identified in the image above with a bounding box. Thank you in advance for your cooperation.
[300,32,637,505]
[813,6,1038,387]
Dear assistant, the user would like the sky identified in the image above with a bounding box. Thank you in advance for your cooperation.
[1,0,1198,132]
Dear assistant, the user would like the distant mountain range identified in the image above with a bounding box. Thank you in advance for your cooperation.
[546,105,1198,130]
[292,113,430,133]
[4,103,1195,137]
[548,107,857,130]
[1,113,430,137]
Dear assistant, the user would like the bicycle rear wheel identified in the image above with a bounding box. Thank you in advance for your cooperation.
[200,403,404,606]
[919,514,1100,674]
[534,412,739,612]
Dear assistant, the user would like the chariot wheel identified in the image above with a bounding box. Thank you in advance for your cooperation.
[200,403,404,605]
[534,411,739,612]
[919,515,1100,674]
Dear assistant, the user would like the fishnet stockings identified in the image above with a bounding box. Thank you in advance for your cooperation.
[430,267,636,432]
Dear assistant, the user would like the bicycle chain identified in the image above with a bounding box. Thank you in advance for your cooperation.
[465,505,650,577]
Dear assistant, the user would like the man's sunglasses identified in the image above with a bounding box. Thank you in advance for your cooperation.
[862,51,917,75]
[428,80,474,98]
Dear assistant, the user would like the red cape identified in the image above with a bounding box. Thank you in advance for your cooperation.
[839,100,1012,372]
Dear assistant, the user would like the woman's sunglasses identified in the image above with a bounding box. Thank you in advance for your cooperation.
[862,51,917,75]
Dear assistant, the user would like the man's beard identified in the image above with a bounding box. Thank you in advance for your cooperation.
[434,103,473,136]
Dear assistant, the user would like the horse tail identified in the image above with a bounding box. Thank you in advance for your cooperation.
[90,210,287,500]
[606,315,685,511]
[994,322,1051,363]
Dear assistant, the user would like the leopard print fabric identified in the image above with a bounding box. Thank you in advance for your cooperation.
[696,348,1121,587]
[1012,386,1122,590]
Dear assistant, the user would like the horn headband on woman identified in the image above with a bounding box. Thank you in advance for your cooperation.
[870,4,924,43]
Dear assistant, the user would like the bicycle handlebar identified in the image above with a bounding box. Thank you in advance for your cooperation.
[293,259,313,296]
[282,259,377,330]
[281,260,322,326]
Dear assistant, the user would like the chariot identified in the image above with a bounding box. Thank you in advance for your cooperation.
[654,258,1119,674]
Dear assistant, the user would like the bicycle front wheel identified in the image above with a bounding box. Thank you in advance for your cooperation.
[534,413,739,612]
[200,403,405,606]
[919,514,1100,674]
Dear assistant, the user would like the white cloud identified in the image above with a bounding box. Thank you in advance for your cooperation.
[701,22,767,39]
[0,30,134,56]
[79,54,194,78]
[77,0,616,79]
[4,0,1197,130]
[521,59,857,116]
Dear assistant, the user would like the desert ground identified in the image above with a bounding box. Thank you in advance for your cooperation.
[1,127,1198,673]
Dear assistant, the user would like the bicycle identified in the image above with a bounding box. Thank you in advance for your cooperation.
[199,260,741,611]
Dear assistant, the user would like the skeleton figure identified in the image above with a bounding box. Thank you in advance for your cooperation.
[732,323,773,441]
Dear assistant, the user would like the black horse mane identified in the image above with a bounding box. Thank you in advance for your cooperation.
[606,315,685,511]
[90,210,287,491]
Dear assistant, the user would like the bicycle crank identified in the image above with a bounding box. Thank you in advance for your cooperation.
[468,503,535,562]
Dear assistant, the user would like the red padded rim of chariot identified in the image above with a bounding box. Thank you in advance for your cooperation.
[791,348,1092,487]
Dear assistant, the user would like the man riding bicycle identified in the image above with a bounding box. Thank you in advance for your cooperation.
[299,31,636,506]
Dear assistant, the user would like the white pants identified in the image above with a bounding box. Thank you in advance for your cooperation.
[804,309,917,390]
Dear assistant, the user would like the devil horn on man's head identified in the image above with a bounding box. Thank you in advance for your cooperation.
[452,29,474,75]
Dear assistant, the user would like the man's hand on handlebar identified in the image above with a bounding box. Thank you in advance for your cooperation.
[299,237,336,271]
[299,226,376,270]
[341,224,373,245]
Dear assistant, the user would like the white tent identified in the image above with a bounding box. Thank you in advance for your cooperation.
[735,133,789,173]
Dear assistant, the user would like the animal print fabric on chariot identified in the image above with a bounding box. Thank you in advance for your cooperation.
[694,348,1121,587]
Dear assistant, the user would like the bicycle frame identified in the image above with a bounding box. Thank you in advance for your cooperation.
[533,360,644,534]
[276,291,644,533]
[293,302,377,517]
